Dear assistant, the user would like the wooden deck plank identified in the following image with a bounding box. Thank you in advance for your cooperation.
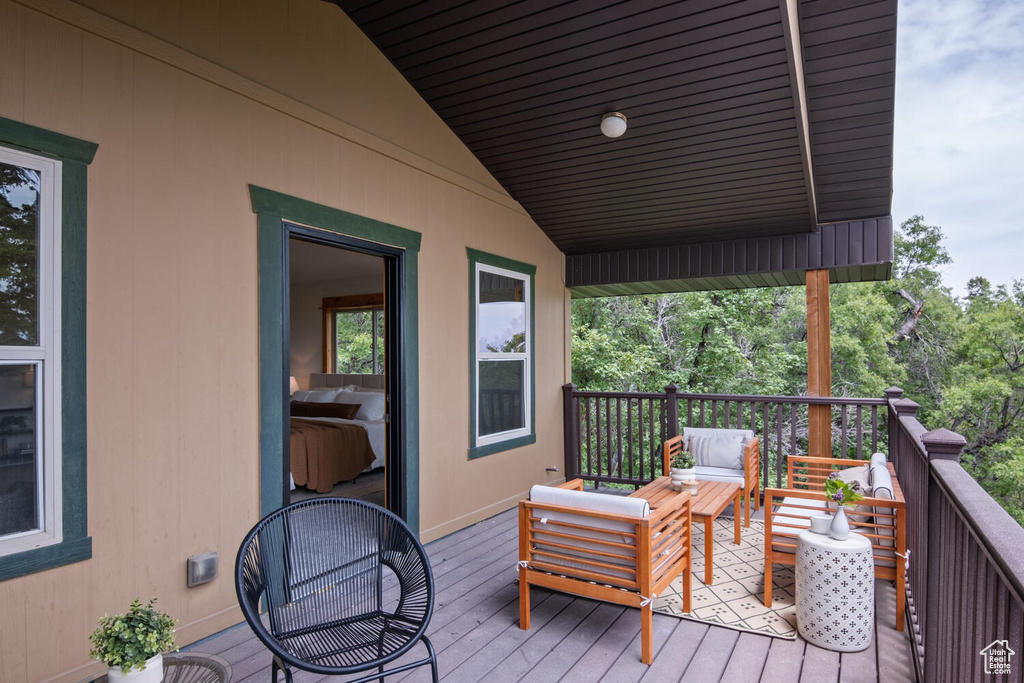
[426,509,516,555]
[516,601,625,683]
[799,643,840,682]
[483,598,602,682]
[559,606,638,682]
[438,592,578,683]
[839,629,879,683]
[427,513,518,563]
[598,614,681,682]
[188,507,915,682]
[760,636,807,682]
[874,580,916,682]
[397,590,562,683]
[719,632,772,682]
[679,625,740,682]
[642,617,709,681]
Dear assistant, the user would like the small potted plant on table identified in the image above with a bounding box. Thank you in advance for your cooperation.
[670,450,697,491]
[90,598,177,682]
[824,472,865,540]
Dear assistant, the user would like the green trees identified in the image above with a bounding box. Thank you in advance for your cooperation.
[571,216,1024,525]
[0,162,39,346]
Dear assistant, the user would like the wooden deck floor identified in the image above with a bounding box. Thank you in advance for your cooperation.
[192,507,915,682]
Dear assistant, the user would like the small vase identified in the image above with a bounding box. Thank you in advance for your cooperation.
[829,507,850,541]
[108,654,163,683]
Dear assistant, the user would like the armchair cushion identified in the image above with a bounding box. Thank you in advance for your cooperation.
[527,485,650,585]
[684,427,754,471]
[693,465,745,485]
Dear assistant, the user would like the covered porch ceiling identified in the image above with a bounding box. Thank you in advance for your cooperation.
[330,0,897,295]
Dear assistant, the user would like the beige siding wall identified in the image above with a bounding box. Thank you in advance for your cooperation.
[0,1,569,680]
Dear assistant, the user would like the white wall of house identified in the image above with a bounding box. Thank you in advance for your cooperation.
[0,1,570,680]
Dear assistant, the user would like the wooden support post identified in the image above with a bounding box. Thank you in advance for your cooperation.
[806,269,832,457]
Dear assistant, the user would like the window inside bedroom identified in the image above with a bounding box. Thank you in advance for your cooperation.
[0,147,62,554]
[332,307,385,374]
[468,249,536,459]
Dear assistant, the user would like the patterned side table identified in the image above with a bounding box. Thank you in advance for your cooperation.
[795,529,875,652]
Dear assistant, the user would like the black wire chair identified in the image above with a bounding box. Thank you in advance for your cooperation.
[235,497,438,683]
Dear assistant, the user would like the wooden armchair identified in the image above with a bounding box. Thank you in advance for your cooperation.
[519,479,692,664]
[764,454,907,630]
[663,430,760,527]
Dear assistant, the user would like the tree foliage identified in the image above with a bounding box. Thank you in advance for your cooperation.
[0,162,40,346]
[572,216,1024,525]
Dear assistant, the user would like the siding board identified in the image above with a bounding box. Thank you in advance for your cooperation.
[566,219,893,296]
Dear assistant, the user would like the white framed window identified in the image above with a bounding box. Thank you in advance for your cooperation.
[468,249,536,458]
[0,145,63,557]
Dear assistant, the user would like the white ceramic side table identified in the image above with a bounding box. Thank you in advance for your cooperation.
[795,529,875,651]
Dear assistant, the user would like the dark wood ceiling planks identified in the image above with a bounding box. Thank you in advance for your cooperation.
[332,0,896,260]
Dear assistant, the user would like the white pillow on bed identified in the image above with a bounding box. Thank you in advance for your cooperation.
[333,390,386,421]
[291,388,340,403]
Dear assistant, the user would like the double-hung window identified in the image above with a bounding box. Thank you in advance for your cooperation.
[0,117,95,580]
[468,249,536,458]
[0,147,62,553]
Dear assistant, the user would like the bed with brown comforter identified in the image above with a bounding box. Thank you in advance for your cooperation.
[290,418,375,493]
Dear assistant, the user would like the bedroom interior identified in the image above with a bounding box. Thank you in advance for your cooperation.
[288,238,388,508]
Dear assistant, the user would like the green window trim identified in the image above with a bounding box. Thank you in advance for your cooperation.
[467,248,536,460]
[250,186,422,534]
[0,116,96,582]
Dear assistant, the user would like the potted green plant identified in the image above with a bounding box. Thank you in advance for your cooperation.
[824,472,865,540]
[669,450,697,489]
[89,598,177,682]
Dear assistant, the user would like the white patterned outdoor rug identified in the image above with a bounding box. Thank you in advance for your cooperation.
[653,517,798,639]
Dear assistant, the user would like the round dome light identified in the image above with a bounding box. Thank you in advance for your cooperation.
[600,112,628,138]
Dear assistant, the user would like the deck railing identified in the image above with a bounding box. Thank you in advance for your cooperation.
[561,383,886,489]
[886,389,1024,682]
[562,383,1024,680]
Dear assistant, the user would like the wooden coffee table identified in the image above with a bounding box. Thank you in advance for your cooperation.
[631,478,741,585]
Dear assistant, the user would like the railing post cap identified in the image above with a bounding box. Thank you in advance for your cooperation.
[664,384,680,393]
[892,398,920,416]
[921,428,967,461]
[562,382,578,391]
[884,387,904,400]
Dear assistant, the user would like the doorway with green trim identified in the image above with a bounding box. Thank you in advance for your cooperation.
[287,236,390,508]
[252,185,422,534]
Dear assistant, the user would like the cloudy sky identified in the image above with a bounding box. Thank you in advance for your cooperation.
[892,0,1024,295]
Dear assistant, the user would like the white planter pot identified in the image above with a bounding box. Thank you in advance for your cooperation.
[670,467,696,481]
[670,468,697,491]
[108,654,163,683]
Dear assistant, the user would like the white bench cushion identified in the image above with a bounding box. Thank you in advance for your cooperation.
[869,459,896,566]
[770,496,827,552]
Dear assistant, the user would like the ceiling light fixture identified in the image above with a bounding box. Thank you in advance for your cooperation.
[600,112,628,138]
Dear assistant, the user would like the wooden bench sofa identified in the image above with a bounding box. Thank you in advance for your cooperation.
[764,453,907,630]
